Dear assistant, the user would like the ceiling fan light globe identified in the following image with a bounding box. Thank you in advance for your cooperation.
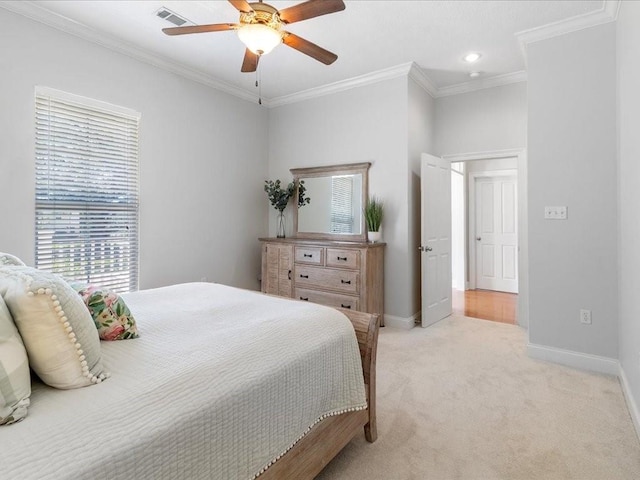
[237,23,282,55]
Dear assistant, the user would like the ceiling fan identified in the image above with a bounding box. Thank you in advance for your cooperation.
[162,0,346,73]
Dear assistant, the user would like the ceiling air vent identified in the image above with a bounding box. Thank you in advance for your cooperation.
[156,7,190,27]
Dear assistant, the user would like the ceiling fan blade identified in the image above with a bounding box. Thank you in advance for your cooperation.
[283,32,338,65]
[228,0,254,13]
[278,0,345,24]
[241,49,259,73]
[162,23,237,36]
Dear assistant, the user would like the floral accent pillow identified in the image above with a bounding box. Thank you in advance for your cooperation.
[73,285,139,341]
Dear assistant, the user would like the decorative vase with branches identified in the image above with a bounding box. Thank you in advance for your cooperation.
[264,179,310,238]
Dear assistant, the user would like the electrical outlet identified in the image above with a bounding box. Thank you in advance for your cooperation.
[544,206,568,220]
[580,309,592,325]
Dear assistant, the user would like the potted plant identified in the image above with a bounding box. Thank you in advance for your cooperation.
[364,196,384,243]
[264,179,310,238]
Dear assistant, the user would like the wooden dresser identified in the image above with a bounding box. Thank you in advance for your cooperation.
[259,238,385,326]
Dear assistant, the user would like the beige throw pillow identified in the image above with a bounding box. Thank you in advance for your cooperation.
[0,266,109,389]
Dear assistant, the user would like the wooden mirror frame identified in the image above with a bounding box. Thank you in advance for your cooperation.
[290,162,371,242]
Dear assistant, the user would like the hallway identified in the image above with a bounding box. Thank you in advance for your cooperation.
[452,289,517,324]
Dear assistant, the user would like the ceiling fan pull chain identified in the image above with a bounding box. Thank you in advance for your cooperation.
[257,56,263,105]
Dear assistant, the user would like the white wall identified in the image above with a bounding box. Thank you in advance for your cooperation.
[617,1,640,424]
[0,8,268,291]
[268,76,432,321]
[435,82,527,156]
[527,23,618,359]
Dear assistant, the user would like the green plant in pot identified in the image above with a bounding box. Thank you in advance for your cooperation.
[364,196,384,243]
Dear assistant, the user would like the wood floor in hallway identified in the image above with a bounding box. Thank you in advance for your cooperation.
[452,289,517,325]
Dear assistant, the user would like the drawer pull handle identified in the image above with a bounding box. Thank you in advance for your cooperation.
[341,279,351,284]
[337,256,347,261]
[341,303,351,309]
[304,253,313,258]
[300,274,309,279]
[288,270,291,280]
[300,297,309,301]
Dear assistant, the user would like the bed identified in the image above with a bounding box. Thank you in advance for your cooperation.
[0,282,379,480]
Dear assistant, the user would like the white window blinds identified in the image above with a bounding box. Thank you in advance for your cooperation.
[35,87,140,293]
[330,175,354,234]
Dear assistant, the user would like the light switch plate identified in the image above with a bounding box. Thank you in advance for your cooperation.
[544,206,567,220]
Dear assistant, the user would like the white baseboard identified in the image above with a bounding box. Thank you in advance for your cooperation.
[527,343,620,375]
[384,311,419,330]
[528,344,640,443]
[619,366,640,442]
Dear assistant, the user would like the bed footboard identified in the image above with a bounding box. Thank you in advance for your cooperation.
[338,308,379,443]
[260,308,379,479]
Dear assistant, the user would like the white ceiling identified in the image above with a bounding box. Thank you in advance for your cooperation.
[4,0,612,102]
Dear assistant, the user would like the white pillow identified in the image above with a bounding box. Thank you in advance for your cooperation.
[0,266,109,389]
[0,294,30,425]
[0,253,25,267]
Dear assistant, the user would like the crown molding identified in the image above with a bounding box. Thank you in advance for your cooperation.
[516,0,619,54]
[0,1,259,104]
[442,148,525,162]
[3,0,436,108]
[268,64,527,106]
[268,62,440,107]
[9,0,618,107]
[435,71,527,98]
[266,62,416,107]
[407,64,438,98]
[606,0,622,21]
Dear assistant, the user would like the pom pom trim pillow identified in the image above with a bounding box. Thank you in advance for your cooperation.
[0,253,26,267]
[0,295,30,425]
[0,266,109,389]
[73,285,139,341]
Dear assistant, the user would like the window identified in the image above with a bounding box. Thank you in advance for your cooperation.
[35,87,140,292]
[330,175,354,234]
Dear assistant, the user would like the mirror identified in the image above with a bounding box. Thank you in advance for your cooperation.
[291,162,370,242]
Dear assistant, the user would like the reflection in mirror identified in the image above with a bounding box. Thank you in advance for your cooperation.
[291,162,370,242]
[298,175,363,235]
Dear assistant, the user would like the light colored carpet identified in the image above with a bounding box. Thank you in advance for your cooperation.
[318,315,640,480]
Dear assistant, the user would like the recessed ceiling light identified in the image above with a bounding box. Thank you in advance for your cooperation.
[464,52,481,63]
[469,71,481,78]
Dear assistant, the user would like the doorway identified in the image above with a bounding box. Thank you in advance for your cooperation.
[451,158,519,324]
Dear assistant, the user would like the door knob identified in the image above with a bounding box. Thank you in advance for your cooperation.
[476,237,482,241]
[425,246,433,252]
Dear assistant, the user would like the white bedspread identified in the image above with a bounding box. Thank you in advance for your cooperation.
[0,283,367,480]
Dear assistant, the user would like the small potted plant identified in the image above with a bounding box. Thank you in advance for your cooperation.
[364,196,384,243]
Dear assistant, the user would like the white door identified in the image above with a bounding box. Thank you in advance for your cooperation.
[420,153,452,327]
[475,175,518,293]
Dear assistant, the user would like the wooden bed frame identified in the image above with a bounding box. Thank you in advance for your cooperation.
[261,309,380,479]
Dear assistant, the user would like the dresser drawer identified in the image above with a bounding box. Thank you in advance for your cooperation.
[294,246,324,265]
[326,248,360,270]
[296,266,359,294]
[295,288,360,311]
